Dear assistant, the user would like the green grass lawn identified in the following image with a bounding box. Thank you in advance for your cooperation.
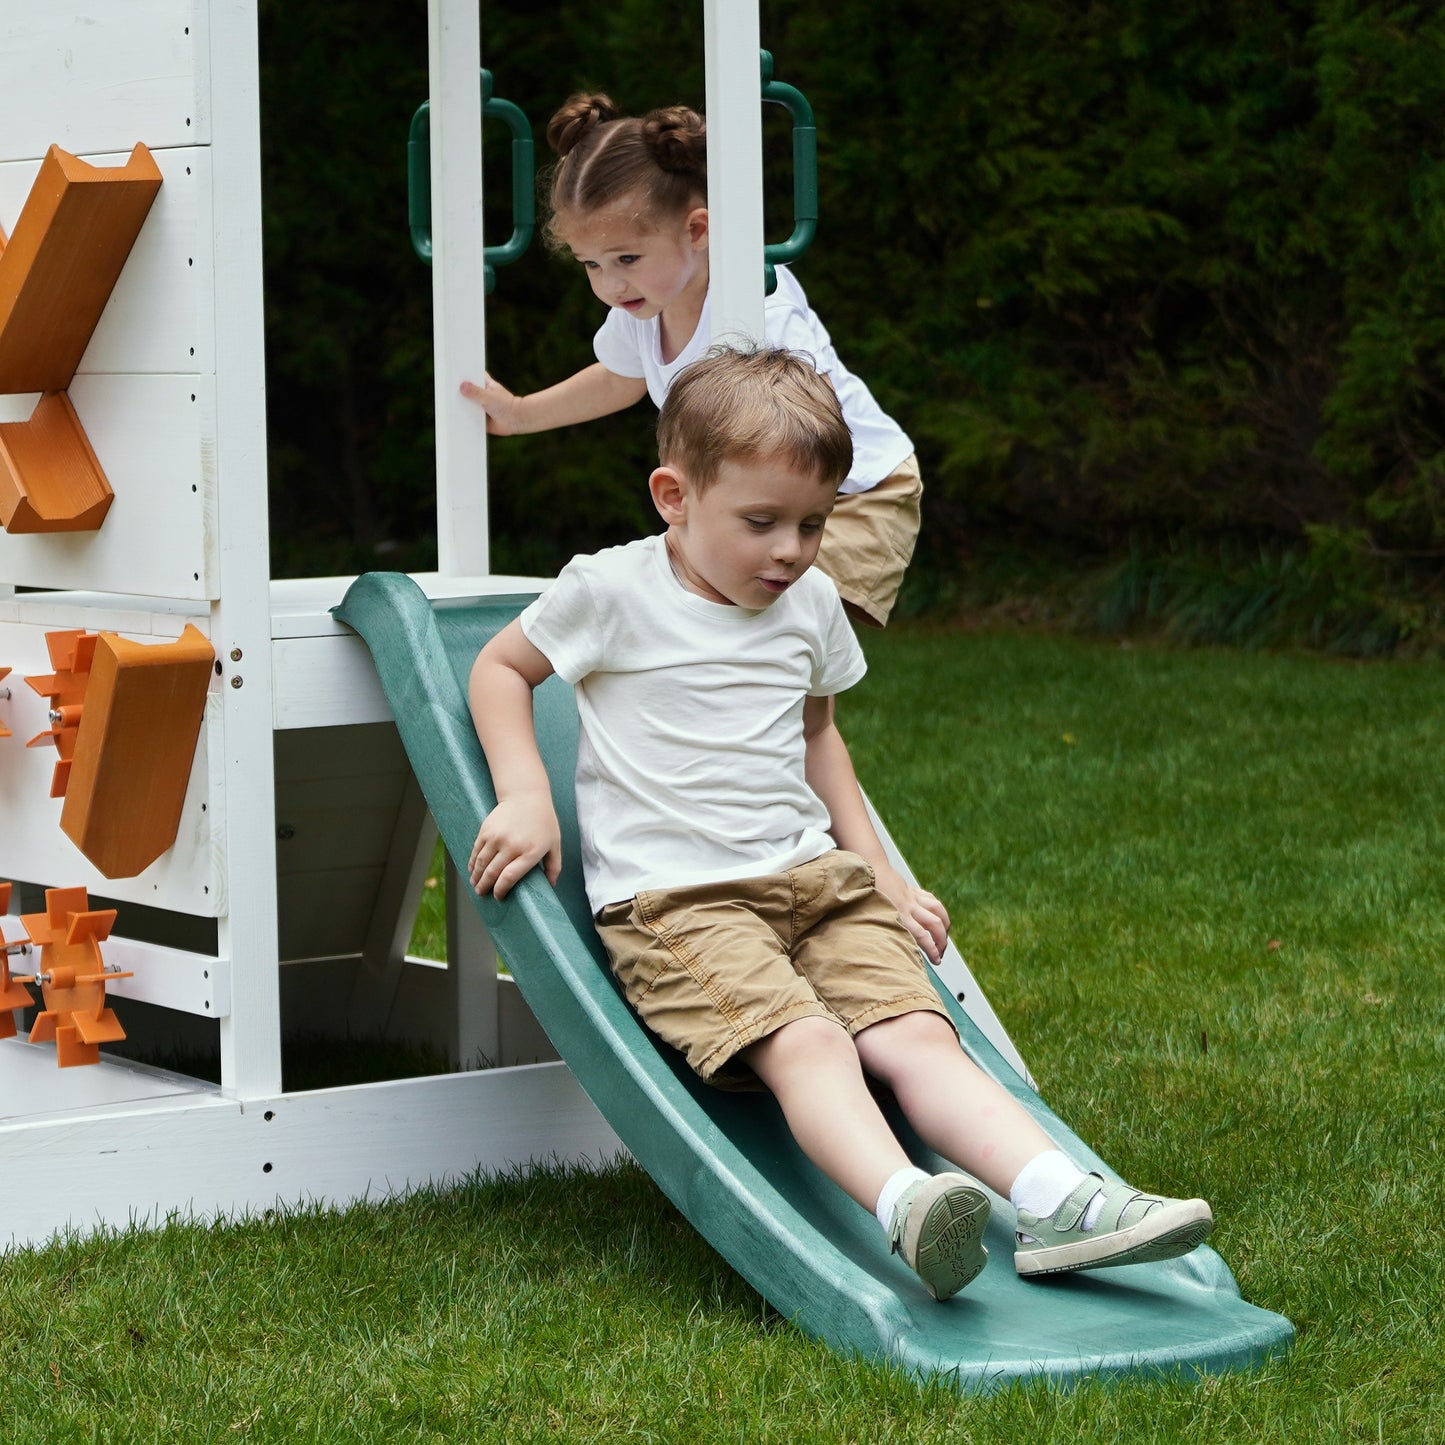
[3,628,1442,1441]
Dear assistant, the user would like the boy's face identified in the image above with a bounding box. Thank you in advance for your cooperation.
[557,196,709,322]
[650,456,838,610]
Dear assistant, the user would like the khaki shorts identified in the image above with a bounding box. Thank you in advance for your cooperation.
[593,849,951,1089]
[815,454,923,628]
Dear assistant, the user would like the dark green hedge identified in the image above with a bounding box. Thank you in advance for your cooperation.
[259,0,1445,605]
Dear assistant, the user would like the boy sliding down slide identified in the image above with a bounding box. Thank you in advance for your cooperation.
[468,346,1213,1301]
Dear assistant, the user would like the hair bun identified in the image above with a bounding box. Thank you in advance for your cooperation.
[547,92,621,156]
[642,105,707,174]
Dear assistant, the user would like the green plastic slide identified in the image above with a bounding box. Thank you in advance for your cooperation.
[334,572,1294,1391]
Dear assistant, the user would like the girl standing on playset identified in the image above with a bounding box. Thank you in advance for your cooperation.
[460,93,920,628]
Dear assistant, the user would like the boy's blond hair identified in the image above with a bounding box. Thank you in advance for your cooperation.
[656,346,853,491]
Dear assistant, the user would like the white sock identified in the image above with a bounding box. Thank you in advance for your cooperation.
[875,1166,930,1231]
[1010,1150,1104,1228]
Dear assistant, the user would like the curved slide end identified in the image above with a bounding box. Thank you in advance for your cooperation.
[334,571,1294,1391]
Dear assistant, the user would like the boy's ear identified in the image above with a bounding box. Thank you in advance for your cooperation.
[649,465,688,524]
[686,206,709,250]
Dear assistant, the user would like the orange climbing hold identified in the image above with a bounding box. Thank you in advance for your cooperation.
[0,391,113,533]
[0,143,164,393]
[13,886,128,1068]
[25,628,99,798]
[0,141,161,535]
[60,626,215,878]
[26,625,214,878]
[0,881,36,1041]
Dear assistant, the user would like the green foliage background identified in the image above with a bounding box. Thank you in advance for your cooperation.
[258,1,1445,634]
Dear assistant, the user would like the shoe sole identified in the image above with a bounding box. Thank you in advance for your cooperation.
[905,1178,991,1301]
[1015,1198,1213,1278]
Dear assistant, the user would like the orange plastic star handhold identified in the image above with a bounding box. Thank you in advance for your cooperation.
[13,886,130,1067]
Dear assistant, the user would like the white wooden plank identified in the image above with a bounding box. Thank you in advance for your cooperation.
[102,935,230,1018]
[0,0,209,164]
[271,580,553,730]
[703,0,766,344]
[0,145,212,377]
[0,1061,622,1251]
[0,375,216,599]
[446,851,500,1068]
[268,574,548,640]
[0,1036,209,1121]
[272,634,394,729]
[428,0,490,576]
[205,0,281,1098]
[0,591,208,635]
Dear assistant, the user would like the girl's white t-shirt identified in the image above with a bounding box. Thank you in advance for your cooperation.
[519,534,868,914]
[592,265,913,495]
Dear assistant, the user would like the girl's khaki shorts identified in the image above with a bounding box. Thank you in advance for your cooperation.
[815,454,923,628]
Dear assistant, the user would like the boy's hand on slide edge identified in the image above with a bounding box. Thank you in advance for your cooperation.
[470,796,562,900]
[459,374,521,435]
[874,864,951,965]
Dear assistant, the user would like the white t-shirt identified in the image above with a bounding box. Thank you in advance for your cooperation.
[592,265,913,495]
[519,534,868,913]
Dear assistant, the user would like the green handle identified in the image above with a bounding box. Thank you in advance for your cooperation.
[760,50,817,295]
[408,69,535,294]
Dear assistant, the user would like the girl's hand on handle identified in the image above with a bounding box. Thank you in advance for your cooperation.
[460,374,522,435]
[469,793,562,900]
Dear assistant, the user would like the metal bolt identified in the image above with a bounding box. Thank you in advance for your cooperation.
[230,676,244,689]
[230,648,242,662]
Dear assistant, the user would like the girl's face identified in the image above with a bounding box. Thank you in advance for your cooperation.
[556,196,709,323]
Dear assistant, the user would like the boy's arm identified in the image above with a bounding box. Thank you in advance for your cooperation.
[468,619,563,900]
[803,694,951,964]
[459,364,647,435]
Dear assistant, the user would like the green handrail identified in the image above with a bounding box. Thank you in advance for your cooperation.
[408,69,535,294]
[760,50,817,295]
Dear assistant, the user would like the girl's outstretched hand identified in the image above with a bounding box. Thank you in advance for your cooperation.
[460,374,523,435]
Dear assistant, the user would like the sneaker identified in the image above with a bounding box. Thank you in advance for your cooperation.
[888,1172,990,1300]
[1014,1171,1213,1279]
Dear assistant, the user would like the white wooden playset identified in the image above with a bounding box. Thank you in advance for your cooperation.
[0,0,1022,1252]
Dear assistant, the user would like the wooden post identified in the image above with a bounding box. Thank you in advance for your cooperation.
[428,0,489,578]
[703,0,766,346]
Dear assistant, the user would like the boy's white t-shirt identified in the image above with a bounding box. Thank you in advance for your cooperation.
[592,264,913,495]
[519,533,868,914]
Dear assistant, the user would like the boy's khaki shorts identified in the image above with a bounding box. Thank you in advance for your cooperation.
[815,454,923,628]
[593,849,951,1089]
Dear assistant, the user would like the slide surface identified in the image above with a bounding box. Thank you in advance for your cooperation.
[334,572,1294,1391]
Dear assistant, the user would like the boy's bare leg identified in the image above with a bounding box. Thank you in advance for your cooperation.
[743,1015,917,1210]
[853,1010,1057,1198]
[744,1013,993,1299]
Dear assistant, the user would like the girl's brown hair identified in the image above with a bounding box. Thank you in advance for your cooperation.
[544,92,707,247]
